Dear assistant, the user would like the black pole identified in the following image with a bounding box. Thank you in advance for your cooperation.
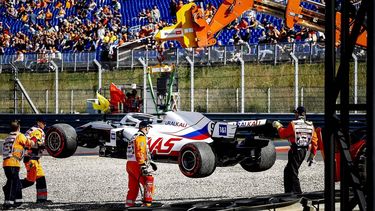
[340,0,350,209]
[324,0,336,210]
[331,0,367,101]
[367,0,374,209]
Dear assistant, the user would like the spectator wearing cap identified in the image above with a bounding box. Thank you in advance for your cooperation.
[272,106,318,194]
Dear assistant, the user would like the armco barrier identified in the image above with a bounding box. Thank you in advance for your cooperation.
[0,113,366,134]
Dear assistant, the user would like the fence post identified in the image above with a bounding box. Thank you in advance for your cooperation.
[21,93,24,114]
[176,48,179,65]
[274,44,277,65]
[131,49,134,69]
[186,56,194,112]
[61,54,64,72]
[45,89,49,114]
[267,88,271,113]
[70,90,74,113]
[87,53,90,71]
[309,42,313,64]
[206,88,209,112]
[238,57,245,113]
[290,53,299,108]
[352,53,358,113]
[236,88,239,113]
[74,53,77,72]
[50,61,59,114]
[116,47,120,69]
[138,58,147,113]
[224,46,227,65]
[208,47,211,64]
[0,55,2,73]
[94,59,102,90]
[301,87,304,106]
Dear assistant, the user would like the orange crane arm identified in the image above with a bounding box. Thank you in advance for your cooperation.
[155,0,367,48]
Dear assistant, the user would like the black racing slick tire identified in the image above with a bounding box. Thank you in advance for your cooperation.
[240,140,276,172]
[178,142,216,178]
[45,123,77,158]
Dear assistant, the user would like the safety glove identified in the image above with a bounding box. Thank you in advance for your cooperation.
[272,121,283,130]
[306,152,316,166]
[140,164,149,176]
[150,161,158,171]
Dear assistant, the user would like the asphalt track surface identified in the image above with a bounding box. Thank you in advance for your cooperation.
[0,147,325,210]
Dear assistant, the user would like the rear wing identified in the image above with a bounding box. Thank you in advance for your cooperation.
[229,119,278,139]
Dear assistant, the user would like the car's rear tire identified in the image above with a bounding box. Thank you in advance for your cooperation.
[45,123,77,158]
[178,142,216,178]
[240,140,276,172]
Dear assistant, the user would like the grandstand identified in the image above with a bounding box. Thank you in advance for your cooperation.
[0,0,323,59]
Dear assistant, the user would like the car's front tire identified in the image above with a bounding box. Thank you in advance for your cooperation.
[45,123,77,158]
[178,142,216,178]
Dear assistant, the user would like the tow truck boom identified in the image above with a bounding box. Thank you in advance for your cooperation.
[155,0,367,48]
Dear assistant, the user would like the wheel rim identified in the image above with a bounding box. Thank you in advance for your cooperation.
[47,131,62,152]
[181,150,196,171]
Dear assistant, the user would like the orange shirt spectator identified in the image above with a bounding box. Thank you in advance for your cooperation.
[55,1,63,9]
[45,9,53,21]
[235,18,249,30]
[21,14,29,23]
[66,0,74,9]
[103,6,110,15]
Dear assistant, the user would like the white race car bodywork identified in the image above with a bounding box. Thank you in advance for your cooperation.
[107,111,236,157]
[46,111,276,178]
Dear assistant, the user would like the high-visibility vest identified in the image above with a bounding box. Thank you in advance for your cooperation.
[25,126,45,158]
[127,131,151,164]
[292,119,314,147]
[3,132,30,167]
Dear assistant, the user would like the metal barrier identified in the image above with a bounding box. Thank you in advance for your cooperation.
[0,43,367,72]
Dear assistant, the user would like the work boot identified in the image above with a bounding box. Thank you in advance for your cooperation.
[36,199,53,204]
[2,203,14,210]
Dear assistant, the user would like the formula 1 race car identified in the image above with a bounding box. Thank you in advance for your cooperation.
[45,111,277,178]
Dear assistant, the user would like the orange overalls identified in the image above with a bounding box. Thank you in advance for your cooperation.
[22,126,48,202]
[125,131,153,207]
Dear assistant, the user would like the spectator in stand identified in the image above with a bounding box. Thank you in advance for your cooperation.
[205,3,216,17]
[138,9,147,22]
[88,0,97,11]
[235,18,249,31]
[177,0,184,11]
[14,50,25,62]
[152,6,161,23]
[55,0,63,9]
[56,7,65,21]
[261,17,270,29]
[249,17,264,30]
[145,9,152,23]
[241,28,251,43]
[170,0,177,18]
[7,6,18,19]
[45,9,53,24]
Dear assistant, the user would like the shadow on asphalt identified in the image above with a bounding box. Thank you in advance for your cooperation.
[15,191,349,211]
